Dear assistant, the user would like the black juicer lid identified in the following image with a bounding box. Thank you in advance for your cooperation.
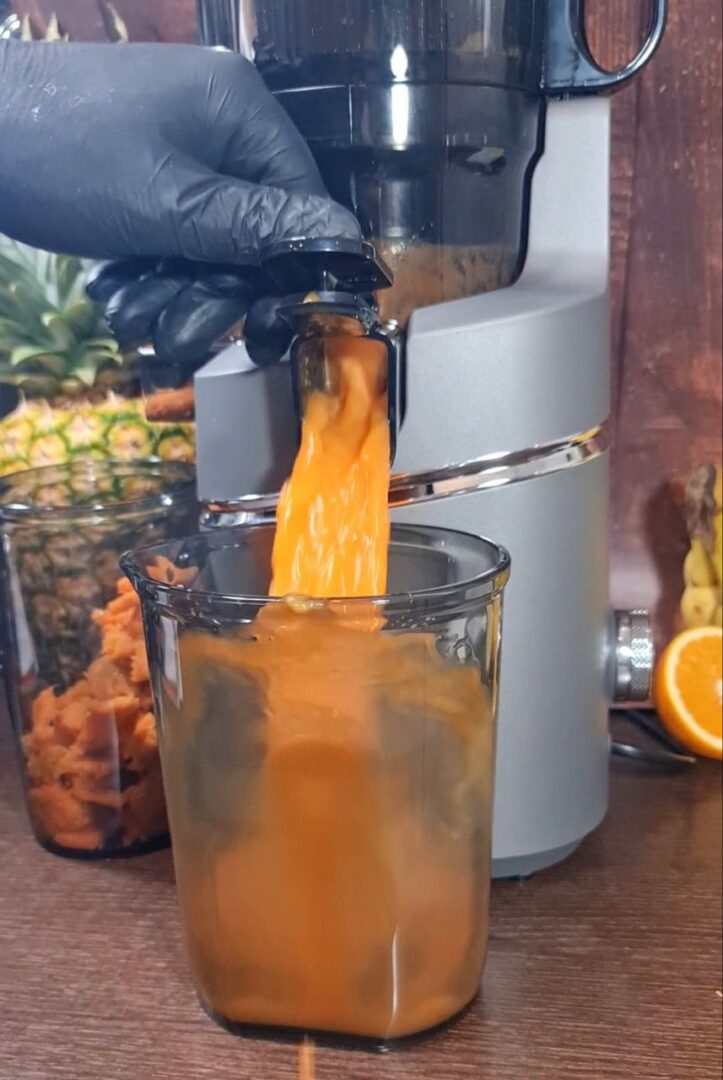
[259,238,393,297]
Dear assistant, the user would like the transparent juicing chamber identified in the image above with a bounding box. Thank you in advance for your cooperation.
[122,523,510,1041]
[199,1,547,326]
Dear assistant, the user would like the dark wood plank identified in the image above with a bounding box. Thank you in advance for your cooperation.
[609,1,723,644]
[0,709,721,1080]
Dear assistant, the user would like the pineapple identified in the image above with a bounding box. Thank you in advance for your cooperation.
[681,465,723,628]
[0,236,195,474]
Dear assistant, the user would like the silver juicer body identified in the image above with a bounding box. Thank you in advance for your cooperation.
[194,4,661,877]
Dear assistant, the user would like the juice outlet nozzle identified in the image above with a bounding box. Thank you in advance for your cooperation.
[258,238,402,462]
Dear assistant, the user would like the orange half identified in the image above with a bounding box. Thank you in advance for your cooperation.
[654,627,723,760]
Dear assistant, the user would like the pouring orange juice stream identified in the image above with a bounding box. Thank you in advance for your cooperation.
[270,338,391,598]
[164,335,492,1039]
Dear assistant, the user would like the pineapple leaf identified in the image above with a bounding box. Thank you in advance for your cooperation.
[97,1,130,43]
[0,272,45,309]
[35,355,70,378]
[67,357,102,389]
[55,256,87,308]
[0,295,53,340]
[82,349,123,372]
[9,346,65,368]
[10,281,57,320]
[1,237,44,275]
[44,13,63,42]
[9,356,69,381]
[64,299,97,339]
[0,318,28,347]
[40,313,77,351]
[0,251,41,286]
[88,358,122,374]
[36,251,53,292]
[85,337,121,353]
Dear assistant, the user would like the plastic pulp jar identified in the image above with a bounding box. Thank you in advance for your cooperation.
[121,522,510,1041]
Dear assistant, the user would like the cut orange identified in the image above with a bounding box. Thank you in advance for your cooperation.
[654,627,723,760]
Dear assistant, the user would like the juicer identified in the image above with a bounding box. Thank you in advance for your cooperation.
[193,0,666,877]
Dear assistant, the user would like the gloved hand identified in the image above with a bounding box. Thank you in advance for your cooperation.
[85,259,293,370]
[0,40,360,367]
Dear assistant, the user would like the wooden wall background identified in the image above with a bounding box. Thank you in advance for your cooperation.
[13,0,723,644]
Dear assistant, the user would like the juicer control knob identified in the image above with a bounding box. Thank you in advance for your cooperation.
[612,611,655,703]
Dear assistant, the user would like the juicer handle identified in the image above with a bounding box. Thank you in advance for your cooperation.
[544,0,667,95]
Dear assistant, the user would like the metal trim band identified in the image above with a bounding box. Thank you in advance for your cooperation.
[201,428,608,522]
[389,427,608,507]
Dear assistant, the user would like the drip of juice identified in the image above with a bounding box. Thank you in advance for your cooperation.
[299,1039,315,1080]
[162,335,494,1039]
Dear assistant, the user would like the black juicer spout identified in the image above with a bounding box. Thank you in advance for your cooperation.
[259,238,403,463]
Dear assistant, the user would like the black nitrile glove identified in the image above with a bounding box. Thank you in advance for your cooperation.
[0,40,360,367]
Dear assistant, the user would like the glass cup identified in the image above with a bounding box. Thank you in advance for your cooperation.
[0,460,198,858]
[121,523,510,1042]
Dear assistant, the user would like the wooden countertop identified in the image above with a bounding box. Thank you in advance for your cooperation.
[1,712,721,1080]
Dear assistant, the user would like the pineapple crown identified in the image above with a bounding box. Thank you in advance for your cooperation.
[0,235,127,398]
[17,3,129,43]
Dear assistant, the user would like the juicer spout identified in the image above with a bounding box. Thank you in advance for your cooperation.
[259,239,403,465]
[193,238,402,509]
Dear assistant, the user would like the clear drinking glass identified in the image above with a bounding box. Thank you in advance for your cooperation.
[0,460,197,858]
[121,523,510,1042]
